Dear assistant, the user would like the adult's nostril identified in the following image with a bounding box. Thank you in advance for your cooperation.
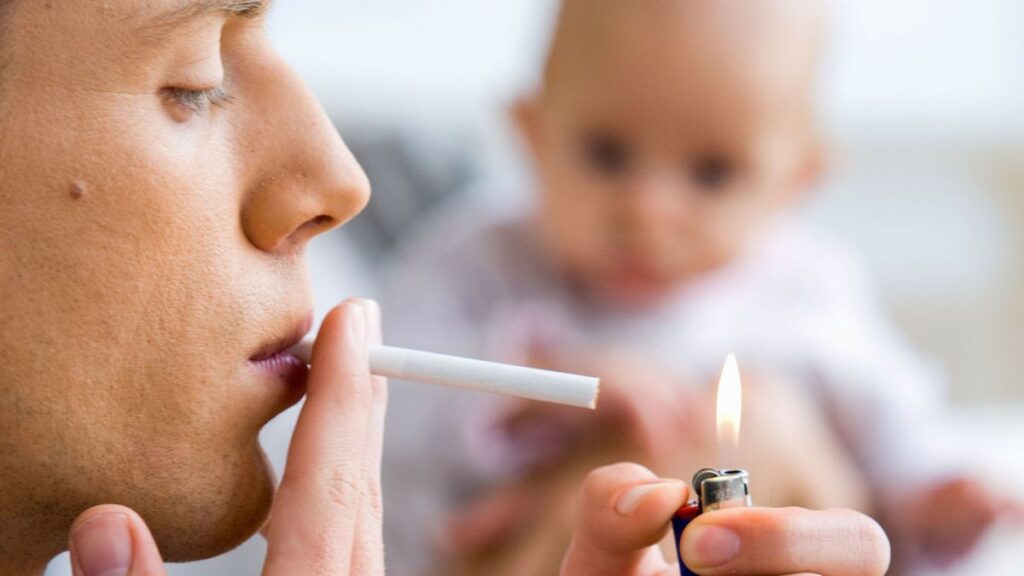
[266,214,338,254]
[309,214,334,228]
[297,214,336,235]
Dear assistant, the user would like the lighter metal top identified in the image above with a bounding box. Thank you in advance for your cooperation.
[692,468,751,512]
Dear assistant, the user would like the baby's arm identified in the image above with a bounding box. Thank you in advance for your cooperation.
[799,252,1017,567]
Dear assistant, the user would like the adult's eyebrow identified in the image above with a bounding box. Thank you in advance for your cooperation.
[139,0,272,37]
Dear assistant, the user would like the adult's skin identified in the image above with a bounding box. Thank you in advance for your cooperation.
[67,463,891,575]
[561,464,890,576]
[0,0,374,572]
[0,0,890,574]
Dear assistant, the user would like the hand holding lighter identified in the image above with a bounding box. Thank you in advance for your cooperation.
[672,468,752,576]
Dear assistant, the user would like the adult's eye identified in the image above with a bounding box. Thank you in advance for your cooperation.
[690,154,736,192]
[581,133,631,176]
[161,86,234,121]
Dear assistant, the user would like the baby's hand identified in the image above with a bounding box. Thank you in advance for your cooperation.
[907,476,1024,567]
[492,347,695,471]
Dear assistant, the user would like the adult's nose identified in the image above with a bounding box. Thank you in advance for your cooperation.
[239,57,370,255]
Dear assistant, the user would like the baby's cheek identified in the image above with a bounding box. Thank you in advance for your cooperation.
[700,221,750,266]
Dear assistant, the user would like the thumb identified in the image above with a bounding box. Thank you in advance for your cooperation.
[69,505,167,576]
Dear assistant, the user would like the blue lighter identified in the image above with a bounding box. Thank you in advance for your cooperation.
[672,468,752,576]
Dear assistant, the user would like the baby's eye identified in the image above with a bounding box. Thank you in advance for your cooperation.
[690,155,736,191]
[161,86,234,118]
[581,133,630,176]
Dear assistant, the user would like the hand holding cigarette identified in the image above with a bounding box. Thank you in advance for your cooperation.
[67,301,390,575]
[290,338,601,409]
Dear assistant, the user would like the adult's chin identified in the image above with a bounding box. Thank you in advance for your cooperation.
[141,443,276,562]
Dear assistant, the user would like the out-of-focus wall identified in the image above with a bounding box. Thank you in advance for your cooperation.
[267,0,1024,133]
[823,0,1024,137]
[267,0,1024,402]
[811,140,1022,402]
[268,0,556,125]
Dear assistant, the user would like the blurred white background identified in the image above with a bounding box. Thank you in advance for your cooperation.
[266,0,1024,402]
[47,0,1024,574]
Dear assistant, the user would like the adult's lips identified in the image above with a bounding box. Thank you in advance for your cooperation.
[248,314,314,388]
[249,315,314,363]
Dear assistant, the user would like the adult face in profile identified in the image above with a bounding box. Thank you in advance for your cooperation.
[0,0,371,571]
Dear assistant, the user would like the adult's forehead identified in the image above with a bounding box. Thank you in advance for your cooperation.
[124,0,268,37]
[8,0,268,39]
[0,0,193,35]
[0,0,267,93]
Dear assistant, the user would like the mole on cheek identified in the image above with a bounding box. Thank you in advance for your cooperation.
[69,181,86,200]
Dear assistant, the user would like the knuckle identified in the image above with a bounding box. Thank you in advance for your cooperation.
[324,468,363,510]
[318,467,383,522]
[808,509,891,576]
[362,476,385,522]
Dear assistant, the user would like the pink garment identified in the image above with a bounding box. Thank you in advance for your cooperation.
[380,202,955,574]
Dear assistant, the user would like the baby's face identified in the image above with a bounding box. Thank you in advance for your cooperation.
[521,15,817,306]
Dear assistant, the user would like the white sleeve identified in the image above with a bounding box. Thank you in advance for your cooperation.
[789,248,960,500]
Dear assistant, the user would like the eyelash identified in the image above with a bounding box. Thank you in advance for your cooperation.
[163,86,234,116]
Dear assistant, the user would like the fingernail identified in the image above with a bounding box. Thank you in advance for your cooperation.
[347,302,366,344]
[615,481,679,517]
[71,513,133,576]
[363,298,381,323]
[362,298,382,344]
[684,524,741,568]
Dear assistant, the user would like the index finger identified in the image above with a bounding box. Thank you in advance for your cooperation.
[262,301,387,575]
[682,507,890,576]
[562,463,688,576]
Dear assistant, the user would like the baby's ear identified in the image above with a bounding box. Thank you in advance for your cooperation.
[785,135,832,204]
[509,94,542,159]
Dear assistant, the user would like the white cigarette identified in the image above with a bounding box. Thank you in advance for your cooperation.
[290,338,599,409]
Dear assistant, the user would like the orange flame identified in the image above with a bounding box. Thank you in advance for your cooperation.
[716,354,742,460]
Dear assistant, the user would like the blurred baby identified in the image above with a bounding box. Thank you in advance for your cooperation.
[380,0,1017,573]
